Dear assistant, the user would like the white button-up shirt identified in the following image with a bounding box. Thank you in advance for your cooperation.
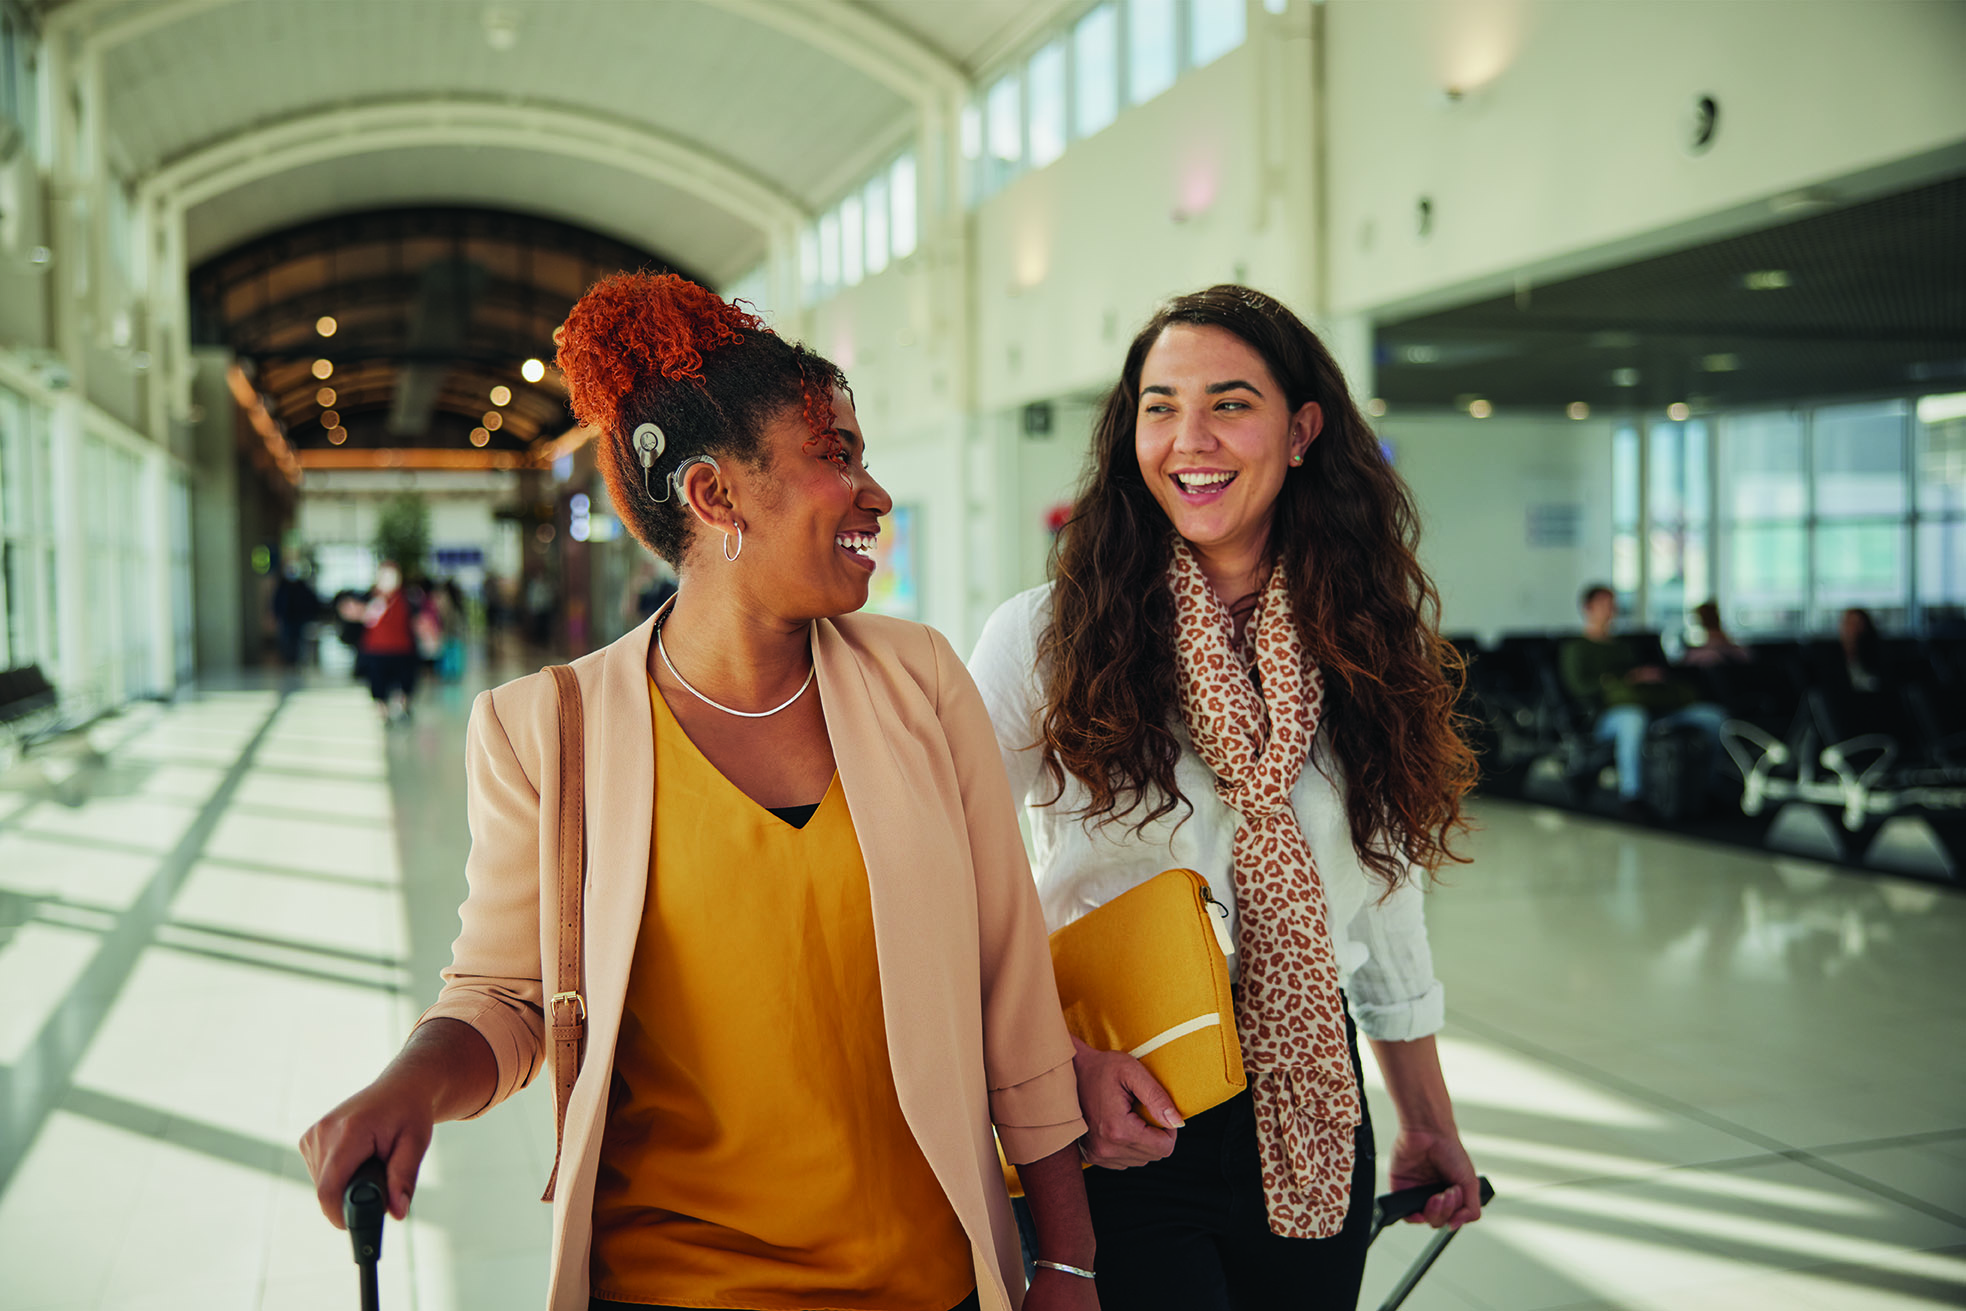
[970,584,1446,1043]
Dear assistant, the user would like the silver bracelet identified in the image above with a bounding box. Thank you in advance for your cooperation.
[1034,1259,1096,1280]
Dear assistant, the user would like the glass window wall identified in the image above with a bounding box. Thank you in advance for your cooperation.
[1126,0,1178,104]
[1073,5,1120,138]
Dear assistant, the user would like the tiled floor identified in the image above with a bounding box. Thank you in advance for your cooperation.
[0,666,1960,1310]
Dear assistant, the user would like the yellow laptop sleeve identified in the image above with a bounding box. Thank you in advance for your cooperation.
[1003,868,1245,1196]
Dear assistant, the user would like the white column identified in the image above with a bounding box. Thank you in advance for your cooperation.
[48,394,92,706]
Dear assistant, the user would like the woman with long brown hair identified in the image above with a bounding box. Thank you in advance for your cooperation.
[302,274,1098,1311]
[971,286,1482,1308]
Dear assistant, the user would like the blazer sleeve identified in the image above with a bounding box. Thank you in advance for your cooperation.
[414,688,547,1116]
[931,626,1088,1165]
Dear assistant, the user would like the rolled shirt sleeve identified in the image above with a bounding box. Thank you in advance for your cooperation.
[1343,873,1447,1042]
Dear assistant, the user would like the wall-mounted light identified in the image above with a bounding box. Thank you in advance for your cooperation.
[521,358,546,383]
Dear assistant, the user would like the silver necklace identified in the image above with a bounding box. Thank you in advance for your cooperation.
[656,617,815,719]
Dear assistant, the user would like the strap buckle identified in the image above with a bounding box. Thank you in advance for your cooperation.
[549,991,586,1025]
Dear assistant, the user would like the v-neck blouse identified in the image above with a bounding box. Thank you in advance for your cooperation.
[587,682,972,1310]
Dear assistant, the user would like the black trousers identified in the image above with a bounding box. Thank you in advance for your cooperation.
[590,1292,978,1311]
[1079,1013,1376,1311]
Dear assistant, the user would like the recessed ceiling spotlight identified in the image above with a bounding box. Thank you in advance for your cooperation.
[327,427,347,446]
[316,387,336,407]
[1365,397,1387,418]
[1612,367,1640,387]
[311,358,333,379]
[470,427,491,448]
[316,315,338,338]
[1743,270,1791,291]
[1468,399,1493,419]
[483,9,518,50]
[483,411,503,431]
[489,385,512,407]
[521,358,546,383]
[1667,402,1691,421]
[321,410,340,428]
[1566,402,1590,420]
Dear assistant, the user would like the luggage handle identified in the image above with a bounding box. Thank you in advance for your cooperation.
[343,1155,389,1311]
[1369,1175,1495,1311]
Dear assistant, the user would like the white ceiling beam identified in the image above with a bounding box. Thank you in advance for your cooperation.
[136,96,809,237]
[706,0,966,104]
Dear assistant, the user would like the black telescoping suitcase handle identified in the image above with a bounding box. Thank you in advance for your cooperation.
[1368,1176,1496,1311]
[343,1156,390,1311]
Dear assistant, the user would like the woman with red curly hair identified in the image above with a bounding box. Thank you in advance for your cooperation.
[971,286,1482,1310]
[302,274,1098,1311]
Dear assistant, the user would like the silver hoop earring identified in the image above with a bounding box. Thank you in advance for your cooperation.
[723,525,743,562]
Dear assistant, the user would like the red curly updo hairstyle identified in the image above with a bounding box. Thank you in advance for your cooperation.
[555,272,847,565]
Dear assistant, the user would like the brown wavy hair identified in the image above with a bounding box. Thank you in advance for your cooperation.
[1038,285,1476,889]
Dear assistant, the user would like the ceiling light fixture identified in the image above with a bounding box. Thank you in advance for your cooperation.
[521,358,546,383]
[1612,368,1640,387]
[316,387,336,407]
[470,427,491,447]
[1365,398,1387,418]
[327,427,347,446]
[1743,270,1791,291]
[1667,402,1691,421]
[1567,402,1590,420]
[312,358,333,379]
[316,315,338,338]
[1468,399,1492,419]
[483,411,503,431]
[1702,353,1742,372]
[489,385,512,407]
[321,410,340,428]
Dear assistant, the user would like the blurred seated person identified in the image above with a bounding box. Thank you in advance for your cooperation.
[1840,606,1885,693]
[1683,600,1750,667]
[1560,584,1727,808]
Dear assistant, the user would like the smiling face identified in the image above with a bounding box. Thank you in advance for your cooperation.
[687,387,891,620]
[1133,323,1321,559]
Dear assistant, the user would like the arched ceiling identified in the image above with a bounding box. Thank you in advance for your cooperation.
[29,0,1072,283]
[189,206,679,456]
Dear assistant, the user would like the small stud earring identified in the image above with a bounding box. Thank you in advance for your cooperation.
[1291,454,1304,466]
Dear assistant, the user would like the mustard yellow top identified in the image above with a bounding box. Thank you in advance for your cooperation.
[588,681,974,1310]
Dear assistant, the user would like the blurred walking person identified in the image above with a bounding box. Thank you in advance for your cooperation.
[358,561,419,723]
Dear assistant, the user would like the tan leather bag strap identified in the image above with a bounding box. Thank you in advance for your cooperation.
[541,664,586,1203]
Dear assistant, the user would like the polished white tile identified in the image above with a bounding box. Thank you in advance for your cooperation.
[0,920,102,1063]
[0,831,159,912]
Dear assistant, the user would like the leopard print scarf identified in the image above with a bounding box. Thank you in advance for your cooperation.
[1168,539,1362,1239]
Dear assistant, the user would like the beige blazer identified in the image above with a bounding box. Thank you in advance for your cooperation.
[418,611,1086,1311]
